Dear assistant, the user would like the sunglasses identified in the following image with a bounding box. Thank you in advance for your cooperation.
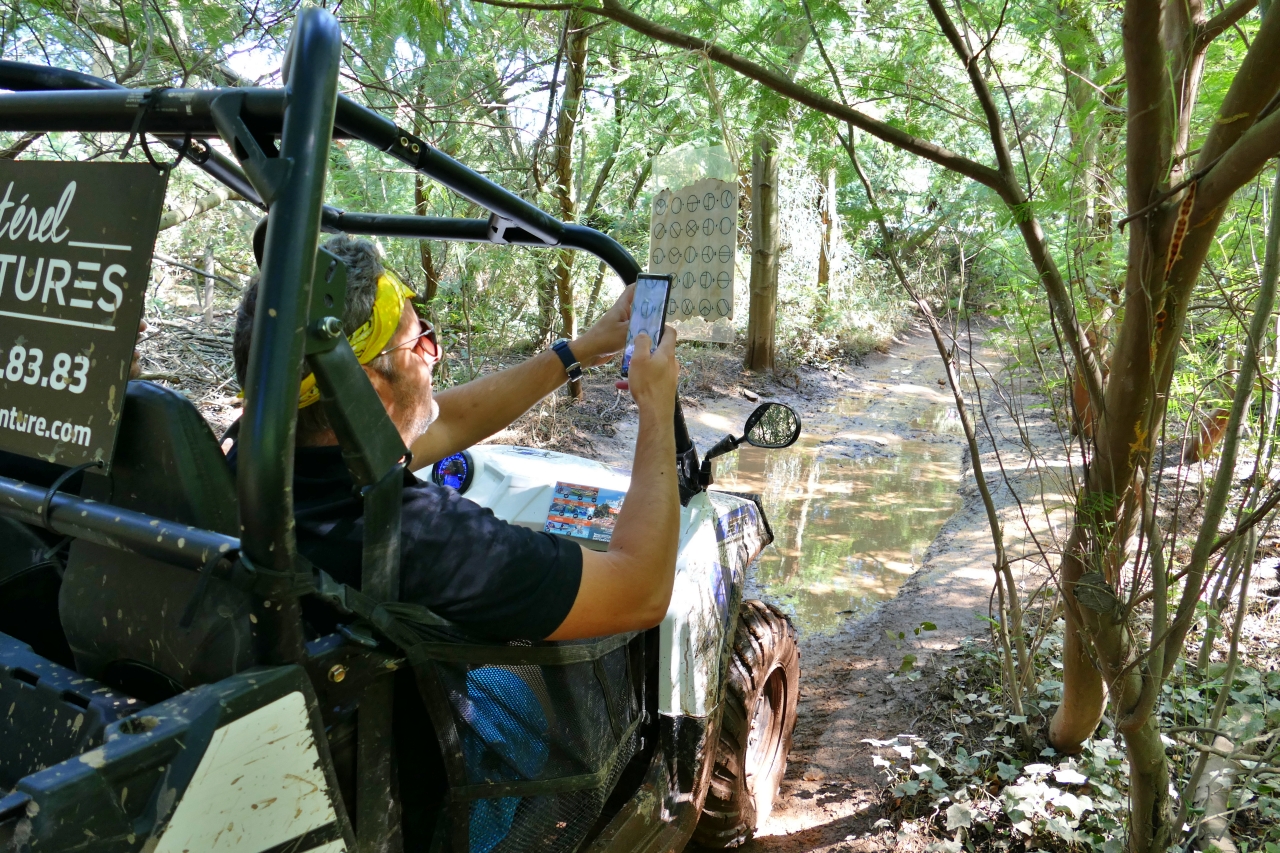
[379,317,442,364]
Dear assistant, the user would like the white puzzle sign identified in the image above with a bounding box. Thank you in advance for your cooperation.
[648,175,738,342]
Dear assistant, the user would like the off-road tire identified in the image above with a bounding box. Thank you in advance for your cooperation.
[693,599,800,848]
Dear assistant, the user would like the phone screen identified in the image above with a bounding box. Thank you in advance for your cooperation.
[621,274,673,376]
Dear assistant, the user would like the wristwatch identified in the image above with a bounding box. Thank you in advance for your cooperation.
[551,339,583,381]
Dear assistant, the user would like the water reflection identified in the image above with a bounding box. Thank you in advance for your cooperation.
[713,436,962,635]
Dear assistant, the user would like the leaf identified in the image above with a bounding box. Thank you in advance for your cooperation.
[1008,715,1028,724]
[1023,763,1053,776]
[1054,767,1089,786]
[898,653,917,673]
[920,621,938,631]
[997,761,1021,781]
[894,779,921,796]
[945,802,974,830]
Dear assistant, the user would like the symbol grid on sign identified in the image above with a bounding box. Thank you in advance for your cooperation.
[648,176,738,334]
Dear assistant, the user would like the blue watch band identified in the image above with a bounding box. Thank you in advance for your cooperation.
[551,339,583,381]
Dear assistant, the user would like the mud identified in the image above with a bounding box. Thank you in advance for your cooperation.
[503,321,1068,852]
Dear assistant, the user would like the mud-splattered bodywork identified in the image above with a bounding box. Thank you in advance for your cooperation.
[0,445,772,853]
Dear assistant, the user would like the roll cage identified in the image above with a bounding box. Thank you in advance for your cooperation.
[0,8,701,850]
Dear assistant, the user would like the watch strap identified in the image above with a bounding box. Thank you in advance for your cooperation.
[551,339,583,381]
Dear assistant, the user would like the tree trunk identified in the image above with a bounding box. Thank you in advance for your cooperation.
[551,8,589,396]
[414,175,441,303]
[816,166,836,318]
[202,245,215,327]
[745,133,779,372]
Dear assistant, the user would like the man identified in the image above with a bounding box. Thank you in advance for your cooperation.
[232,234,680,642]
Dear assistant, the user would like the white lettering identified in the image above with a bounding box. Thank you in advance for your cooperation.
[99,264,125,312]
[42,258,71,305]
[49,183,74,243]
[7,195,32,241]
[0,254,13,297]
[0,184,13,234]
[15,257,40,301]
[36,207,55,242]
[0,183,77,245]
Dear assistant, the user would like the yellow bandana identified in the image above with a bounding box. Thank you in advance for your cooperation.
[297,269,416,408]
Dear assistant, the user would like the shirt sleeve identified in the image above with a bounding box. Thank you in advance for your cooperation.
[396,482,583,640]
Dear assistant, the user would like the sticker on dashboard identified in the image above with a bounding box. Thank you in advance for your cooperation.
[545,481,625,542]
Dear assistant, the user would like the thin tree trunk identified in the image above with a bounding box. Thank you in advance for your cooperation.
[202,245,215,327]
[745,133,779,372]
[414,174,441,303]
[816,166,836,318]
[551,9,589,396]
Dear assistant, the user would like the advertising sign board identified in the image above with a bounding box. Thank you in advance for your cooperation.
[0,161,167,470]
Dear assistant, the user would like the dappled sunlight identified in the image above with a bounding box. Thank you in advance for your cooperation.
[692,409,738,433]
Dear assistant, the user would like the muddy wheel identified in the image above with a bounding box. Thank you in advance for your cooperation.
[693,599,800,848]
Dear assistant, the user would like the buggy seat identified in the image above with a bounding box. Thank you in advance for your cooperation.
[58,380,257,701]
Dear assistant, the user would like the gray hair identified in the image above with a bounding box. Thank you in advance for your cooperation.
[233,233,412,439]
[321,233,386,338]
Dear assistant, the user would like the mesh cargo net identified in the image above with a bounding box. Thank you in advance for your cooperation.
[412,633,641,853]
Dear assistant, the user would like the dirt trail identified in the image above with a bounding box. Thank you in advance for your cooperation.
[551,322,1068,851]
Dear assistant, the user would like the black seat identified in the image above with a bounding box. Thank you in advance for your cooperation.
[58,381,256,702]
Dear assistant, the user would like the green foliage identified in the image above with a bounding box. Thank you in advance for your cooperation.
[873,628,1280,851]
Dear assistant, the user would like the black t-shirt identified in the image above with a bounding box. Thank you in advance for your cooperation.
[232,444,582,641]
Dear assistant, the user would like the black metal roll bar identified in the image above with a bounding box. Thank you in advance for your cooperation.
[0,10,694,585]
[0,60,642,285]
[0,475,237,569]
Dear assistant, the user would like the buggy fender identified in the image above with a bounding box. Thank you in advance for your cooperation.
[657,491,769,716]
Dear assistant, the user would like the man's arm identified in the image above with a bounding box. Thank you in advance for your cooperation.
[409,285,634,468]
[547,328,680,641]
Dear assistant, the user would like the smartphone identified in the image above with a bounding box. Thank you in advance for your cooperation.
[621,273,673,376]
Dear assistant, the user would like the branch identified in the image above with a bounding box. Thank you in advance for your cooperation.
[1194,105,1280,219]
[1194,0,1280,181]
[472,0,1005,190]
[1211,482,1280,555]
[922,0,1020,187]
[0,131,43,160]
[152,253,237,287]
[1196,0,1260,51]
[1124,0,1171,209]
[1163,164,1280,679]
[157,187,244,231]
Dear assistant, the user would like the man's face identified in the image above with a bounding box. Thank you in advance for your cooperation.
[366,301,439,446]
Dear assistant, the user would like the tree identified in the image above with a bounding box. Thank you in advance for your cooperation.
[473,0,1280,848]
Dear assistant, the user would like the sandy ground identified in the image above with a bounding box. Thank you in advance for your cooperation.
[515,322,1071,852]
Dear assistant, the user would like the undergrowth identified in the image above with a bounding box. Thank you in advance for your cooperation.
[870,613,1280,852]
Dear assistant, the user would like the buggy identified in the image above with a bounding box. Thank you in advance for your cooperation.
[0,9,801,852]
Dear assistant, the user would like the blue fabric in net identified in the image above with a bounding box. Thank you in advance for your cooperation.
[459,667,550,853]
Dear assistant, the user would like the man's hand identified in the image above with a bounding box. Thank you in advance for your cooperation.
[129,319,148,379]
[625,327,678,414]
[569,284,634,367]
[547,323,681,641]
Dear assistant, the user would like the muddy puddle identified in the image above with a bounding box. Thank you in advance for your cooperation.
[711,406,964,635]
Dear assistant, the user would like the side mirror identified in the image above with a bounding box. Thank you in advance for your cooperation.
[742,403,802,449]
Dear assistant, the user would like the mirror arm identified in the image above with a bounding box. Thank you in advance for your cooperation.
[674,396,701,505]
[697,434,741,487]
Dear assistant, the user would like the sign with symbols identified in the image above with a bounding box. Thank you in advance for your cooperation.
[0,161,167,469]
[648,176,738,342]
